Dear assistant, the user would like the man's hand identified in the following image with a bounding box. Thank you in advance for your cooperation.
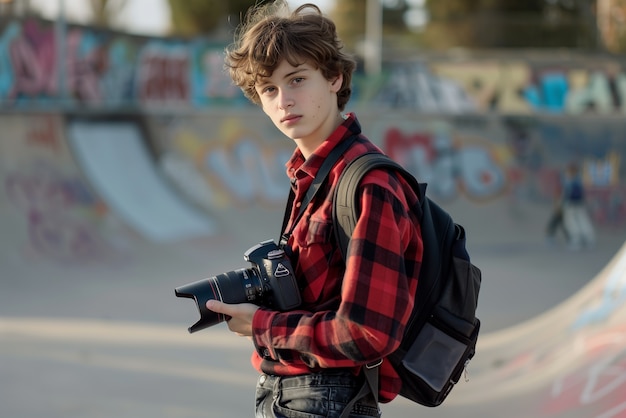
[206,300,259,337]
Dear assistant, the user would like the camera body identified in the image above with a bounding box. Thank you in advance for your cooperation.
[243,240,302,310]
[175,240,301,333]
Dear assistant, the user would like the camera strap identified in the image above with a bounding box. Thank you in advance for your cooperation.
[279,135,358,248]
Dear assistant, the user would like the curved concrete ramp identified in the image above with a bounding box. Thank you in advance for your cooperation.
[67,118,215,242]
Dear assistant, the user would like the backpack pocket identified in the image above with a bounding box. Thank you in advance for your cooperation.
[396,253,481,406]
[399,313,480,406]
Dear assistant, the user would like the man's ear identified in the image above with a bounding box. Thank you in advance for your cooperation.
[330,74,343,92]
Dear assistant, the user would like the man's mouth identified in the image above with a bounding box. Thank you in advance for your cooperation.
[281,114,301,123]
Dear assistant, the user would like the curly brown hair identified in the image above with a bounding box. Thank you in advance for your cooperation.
[225,1,356,111]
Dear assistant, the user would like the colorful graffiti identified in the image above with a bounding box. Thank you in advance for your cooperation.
[0,18,243,107]
[4,161,115,262]
[1,17,626,114]
[542,324,626,418]
[153,113,626,225]
[0,115,118,262]
[378,60,626,114]
[157,117,292,210]
[383,126,506,200]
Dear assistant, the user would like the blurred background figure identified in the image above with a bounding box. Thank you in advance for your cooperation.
[561,161,595,250]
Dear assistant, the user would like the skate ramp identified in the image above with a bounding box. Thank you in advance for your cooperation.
[1,112,626,418]
[67,118,215,242]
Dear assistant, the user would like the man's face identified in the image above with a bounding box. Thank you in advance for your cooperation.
[254,60,343,149]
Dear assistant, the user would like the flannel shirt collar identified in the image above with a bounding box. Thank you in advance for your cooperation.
[285,112,362,180]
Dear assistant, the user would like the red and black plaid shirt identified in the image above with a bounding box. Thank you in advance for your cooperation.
[251,113,423,402]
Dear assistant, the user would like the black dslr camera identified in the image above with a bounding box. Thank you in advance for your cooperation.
[175,240,301,333]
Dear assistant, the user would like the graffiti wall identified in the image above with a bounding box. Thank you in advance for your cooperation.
[0,18,243,108]
[1,17,626,115]
[0,113,127,263]
[147,111,626,227]
[378,59,626,114]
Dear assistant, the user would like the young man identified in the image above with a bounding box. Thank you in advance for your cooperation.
[206,2,423,417]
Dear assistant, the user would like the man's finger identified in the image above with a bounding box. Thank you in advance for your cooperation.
[206,299,230,314]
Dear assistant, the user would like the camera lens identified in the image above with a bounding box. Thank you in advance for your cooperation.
[174,268,263,333]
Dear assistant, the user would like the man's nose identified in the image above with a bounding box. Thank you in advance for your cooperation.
[278,90,294,109]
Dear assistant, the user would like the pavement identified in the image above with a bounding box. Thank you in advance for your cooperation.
[1,113,626,418]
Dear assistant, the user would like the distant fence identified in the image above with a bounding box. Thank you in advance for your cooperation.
[1,17,626,115]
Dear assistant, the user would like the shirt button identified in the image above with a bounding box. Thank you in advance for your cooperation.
[295,202,301,208]
[259,374,267,385]
[263,348,270,357]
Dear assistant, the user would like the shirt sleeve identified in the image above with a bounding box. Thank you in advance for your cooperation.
[252,171,421,369]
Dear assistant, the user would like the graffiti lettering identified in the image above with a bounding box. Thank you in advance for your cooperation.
[394,61,626,115]
[4,163,112,262]
[383,127,506,200]
[0,19,234,106]
[137,42,189,103]
[376,63,476,113]
[204,139,290,203]
[545,328,626,417]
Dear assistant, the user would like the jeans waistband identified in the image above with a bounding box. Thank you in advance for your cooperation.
[258,371,379,417]
[262,369,360,390]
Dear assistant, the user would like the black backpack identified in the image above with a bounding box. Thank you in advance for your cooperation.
[333,152,482,410]
[280,137,482,412]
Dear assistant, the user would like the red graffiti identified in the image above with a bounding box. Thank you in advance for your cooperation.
[541,327,626,417]
[65,29,107,102]
[26,116,60,152]
[4,21,109,102]
[384,127,435,165]
[137,52,189,103]
[7,20,57,99]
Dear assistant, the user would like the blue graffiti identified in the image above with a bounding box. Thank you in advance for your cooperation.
[101,39,136,104]
[204,139,291,203]
[0,22,19,100]
[524,72,569,112]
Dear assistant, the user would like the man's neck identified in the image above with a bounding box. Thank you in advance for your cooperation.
[295,113,345,160]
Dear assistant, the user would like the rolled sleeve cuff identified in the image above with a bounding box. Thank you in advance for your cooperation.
[252,308,277,360]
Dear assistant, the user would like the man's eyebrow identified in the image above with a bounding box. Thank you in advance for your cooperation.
[283,67,309,78]
[256,66,309,85]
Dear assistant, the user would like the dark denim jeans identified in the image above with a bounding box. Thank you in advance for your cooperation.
[255,370,380,418]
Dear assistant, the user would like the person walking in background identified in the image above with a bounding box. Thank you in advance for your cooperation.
[561,161,595,250]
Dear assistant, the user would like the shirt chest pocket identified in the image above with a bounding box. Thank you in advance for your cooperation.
[292,217,336,305]
[294,217,333,248]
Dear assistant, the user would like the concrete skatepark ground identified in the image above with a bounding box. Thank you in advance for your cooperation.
[1,113,626,418]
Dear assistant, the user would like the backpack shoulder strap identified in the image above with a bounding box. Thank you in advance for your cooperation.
[332,153,425,260]
[333,153,426,417]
